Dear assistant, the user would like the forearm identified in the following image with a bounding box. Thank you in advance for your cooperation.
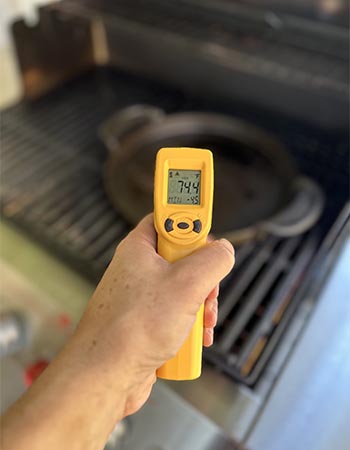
[1,330,129,450]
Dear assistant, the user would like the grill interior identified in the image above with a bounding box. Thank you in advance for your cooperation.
[1,68,348,385]
[207,233,318,383]
[66,0,348,92]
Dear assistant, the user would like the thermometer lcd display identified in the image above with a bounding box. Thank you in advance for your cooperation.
[167,169,201,205]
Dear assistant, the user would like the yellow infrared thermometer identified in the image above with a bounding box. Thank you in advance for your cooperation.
[154,147,214,380]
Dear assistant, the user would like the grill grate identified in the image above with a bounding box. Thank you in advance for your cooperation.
[1,68,347,384]
[206,232,317,383]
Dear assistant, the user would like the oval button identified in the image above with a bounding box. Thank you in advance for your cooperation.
[193,219,202,233]
[164,218,174,232]
[177,222,190,229]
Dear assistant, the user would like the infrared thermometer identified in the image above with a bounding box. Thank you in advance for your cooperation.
[154,147,214,380]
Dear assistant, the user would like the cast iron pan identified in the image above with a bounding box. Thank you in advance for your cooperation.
[100,105,324,243]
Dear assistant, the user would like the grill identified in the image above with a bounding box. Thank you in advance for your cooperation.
[69,0,349,85]
[207,233,317,383]
[1,68,348,385]
[58,0,348,129]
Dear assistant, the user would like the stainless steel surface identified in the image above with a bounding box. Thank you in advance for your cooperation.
[165,367,261,442]
[105,420,130,450]
[247,237,350,450]
[0,312,27,358]
[0,259,78,413]
[123,382,238,450]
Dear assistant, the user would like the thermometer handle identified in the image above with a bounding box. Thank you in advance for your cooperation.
[156,235,207,380]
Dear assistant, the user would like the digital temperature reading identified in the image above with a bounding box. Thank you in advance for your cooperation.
[167,169,201,205]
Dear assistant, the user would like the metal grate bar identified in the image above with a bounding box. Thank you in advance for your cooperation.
[235,234,317,370]
[27,176,100,225]
[220,239,257,291]
[82,220,126,260]
[17,92,99,135]
[1,137,55,176]
[57,201,108,243]
[66,209,117,249]
[2,150,75,191]
[217,236,279,327]
[217,236,301,352]
[33,108,106,149]
[3,115,100,168]
[1,131,37,164]
[2,160,86,213]
[47,189,105,235]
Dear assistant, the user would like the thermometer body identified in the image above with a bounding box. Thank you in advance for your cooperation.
[154,147,214,380]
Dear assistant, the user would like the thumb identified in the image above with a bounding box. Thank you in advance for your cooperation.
[171,239,235,299]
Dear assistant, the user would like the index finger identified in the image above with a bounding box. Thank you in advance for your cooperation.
[132,213,157,249]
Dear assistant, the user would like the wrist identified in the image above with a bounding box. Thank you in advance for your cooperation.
[67,318,157,417]
[66,320,151,407]
[63,327,131,394]
[2,333,130,450]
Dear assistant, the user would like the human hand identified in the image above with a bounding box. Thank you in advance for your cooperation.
[73,214,235,417]
[1,214,234,450]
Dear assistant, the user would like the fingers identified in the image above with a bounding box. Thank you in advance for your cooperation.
[204,297,218,328]
[203,295,218,347]
[172,239,235,299]
[203,328,214,347]
[207,285,219,301]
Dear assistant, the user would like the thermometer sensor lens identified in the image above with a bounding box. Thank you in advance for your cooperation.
[167,169,201,205]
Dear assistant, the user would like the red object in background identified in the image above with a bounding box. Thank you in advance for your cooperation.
[24,360,49,387]
[57,313,71,329]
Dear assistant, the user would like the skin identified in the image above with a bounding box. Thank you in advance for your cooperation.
[1,214,234,450]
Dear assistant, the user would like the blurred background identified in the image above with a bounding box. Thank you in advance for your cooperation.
[0,1,349,450]
[0,0,58,105]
